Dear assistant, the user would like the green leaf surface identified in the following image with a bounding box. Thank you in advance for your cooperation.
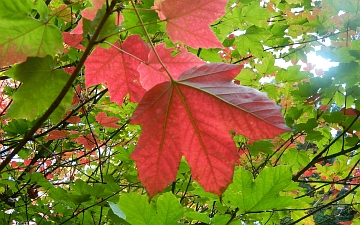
[0,13,63,67]
[282,149,310,172]
[0,0,47,18]
[0,1,33,14]
[241,2,272,27]
[236,26,272,57]
[4,119,29,136]
[119,193,156,225]
[68,193,91,204]
[109,201,126,220]
[200,49,221,62]
[119,192,183,225]
[275,66,309,83]
[82,7,121,42]
[122,1,161,36]
[247,140,274,155]
[5,56,73,121]
[224,166,298,213]
[156,192,184,225]
[184,211,211,223]
[236,68,257,86]
[255,53,278,75]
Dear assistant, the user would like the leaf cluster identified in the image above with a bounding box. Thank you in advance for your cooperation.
[0,0,360,224]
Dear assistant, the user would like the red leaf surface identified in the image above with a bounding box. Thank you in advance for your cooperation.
[71,19,83,35]
[152,0,226,48]
[44,130,68,141]
[66,115,81,124]
[76,134,98,150]
[82,0,106,20]
[131,63,290,197]
[340,107,360,116]
[62,32,85,50]
[138,43,204,90]
[96,112,120,128]
[85,35,150,104]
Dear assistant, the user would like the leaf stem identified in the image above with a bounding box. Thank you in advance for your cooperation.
[130,0,174,81]
[104,41,148,64]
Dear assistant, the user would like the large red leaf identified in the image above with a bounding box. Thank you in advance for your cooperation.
[131,63,290,198]
[152,0,226,48]
[138,43,204,90]
[85,35,150,104]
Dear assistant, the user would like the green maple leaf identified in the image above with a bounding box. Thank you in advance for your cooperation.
[0,11,63,67]
[255,53,278,75]
[236,26,272,57]
[276,66,309,83]
[119,192,183,225]
[5,56,73,121]
[0,0,47,19]
[241,2,272,27]
[224,166,299,213]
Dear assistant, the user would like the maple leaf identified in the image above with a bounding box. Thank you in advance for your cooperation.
[0,13,63,67]
[44,130,69,141]
[50,4,72,22]
[76,134,98,150]
[96,112,120,128]
[5,56,74,121]
[130,63,290,197]
[85,35,150,104]
[152,0,226,48]
[138,43,204,90]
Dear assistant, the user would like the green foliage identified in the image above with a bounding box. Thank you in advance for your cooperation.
[0,0,360,224]
[5,56,73,121]
[118,192,183,225]
[224,166,299,213]
[0,0,63,66]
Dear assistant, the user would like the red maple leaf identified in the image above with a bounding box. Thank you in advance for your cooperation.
[66,115,81,124]
[76,134,98,150]
[130,63,290,197]
[152,0,226,48]
[95,112,120,128]
[62,32,85,50]
[340,107,360,116]
[85,35,150,104]
[44,130,69,141]
[138,43,204,90]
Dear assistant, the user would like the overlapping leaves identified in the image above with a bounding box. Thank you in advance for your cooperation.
[130,63,290,197]
[0,1,63,67]
[84,30,289,197]
[5,56,73,121]
[1,0,290,200]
